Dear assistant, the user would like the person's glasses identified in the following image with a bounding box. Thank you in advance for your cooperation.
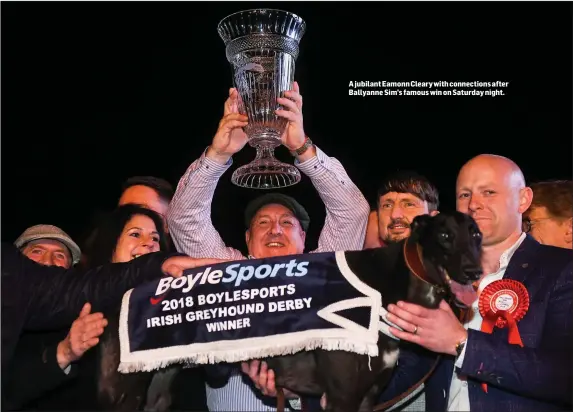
[522,217,553,233]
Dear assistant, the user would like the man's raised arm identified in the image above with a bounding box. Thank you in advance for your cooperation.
[167,87,249,260]
[167,151,244,260]
[296,146,370,253]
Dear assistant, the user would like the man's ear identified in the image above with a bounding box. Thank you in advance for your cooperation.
[245,229,251,245]
[518,187,534,214]
[564,217,572,245]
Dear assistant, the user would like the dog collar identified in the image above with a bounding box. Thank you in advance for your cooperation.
[403,239,445,294]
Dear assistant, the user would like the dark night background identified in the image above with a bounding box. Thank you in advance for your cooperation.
[2,1,572,254]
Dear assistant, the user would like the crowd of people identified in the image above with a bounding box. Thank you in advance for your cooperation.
[3,84,571,412]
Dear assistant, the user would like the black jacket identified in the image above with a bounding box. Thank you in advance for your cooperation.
[1,243,172,409]
[5,329,74,409]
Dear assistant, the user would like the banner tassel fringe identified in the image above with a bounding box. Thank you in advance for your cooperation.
[118,337,378,373]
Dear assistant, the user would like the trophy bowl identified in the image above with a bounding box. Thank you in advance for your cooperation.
[218,9,306,189]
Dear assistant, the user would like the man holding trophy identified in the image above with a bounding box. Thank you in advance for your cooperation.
[167,9,370,410]
[202,81,320,185]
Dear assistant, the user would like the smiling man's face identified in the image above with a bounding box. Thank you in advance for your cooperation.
[377,192,435,244]
[245,203,306,258]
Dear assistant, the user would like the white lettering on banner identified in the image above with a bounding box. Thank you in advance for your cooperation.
[147,258,320,333]
[196,284,296,306]
[161,297,194,312]
[205,317,251,332]
[146,314,183,328]
[268,298,312,312]
[158,285,298,313]
[185,303,265,322]
[146,281,317,332]
[154,260,309,296]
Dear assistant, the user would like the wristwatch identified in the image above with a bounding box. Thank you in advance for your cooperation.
[455,338,467,357]
[290,137,313,156]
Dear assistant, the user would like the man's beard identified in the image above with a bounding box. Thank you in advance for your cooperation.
[382,219,411,244]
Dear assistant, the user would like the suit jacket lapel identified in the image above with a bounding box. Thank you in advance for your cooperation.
[504,234,539,292]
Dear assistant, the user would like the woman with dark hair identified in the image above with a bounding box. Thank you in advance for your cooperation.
[89,205,171,411]
[89,204,208,412]
[86,204,169,267]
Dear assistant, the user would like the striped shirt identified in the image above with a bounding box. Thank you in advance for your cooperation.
[167,146,370,411]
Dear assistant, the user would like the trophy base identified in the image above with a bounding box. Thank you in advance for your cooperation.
[231,159,301,189]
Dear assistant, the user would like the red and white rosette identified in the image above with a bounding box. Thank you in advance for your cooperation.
[477,279,529,393]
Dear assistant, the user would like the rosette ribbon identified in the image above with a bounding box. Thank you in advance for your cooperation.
[478,279,530,393]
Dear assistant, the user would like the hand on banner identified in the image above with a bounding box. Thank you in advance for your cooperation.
[207,88,249,164]
[241,360,298,398]
[161,256,231,278]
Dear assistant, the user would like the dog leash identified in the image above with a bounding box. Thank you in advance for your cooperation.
[373,240,465,410]
[373,305,464,411]
[373,307,466,411]
[277,388,286,412]
[276,388,308,412]
[372,354,441,411]
[275,355,440,412]
[276,353,440,412]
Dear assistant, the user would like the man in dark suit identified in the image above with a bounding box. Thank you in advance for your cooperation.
[1,242,225,410]
[384,154,572,411]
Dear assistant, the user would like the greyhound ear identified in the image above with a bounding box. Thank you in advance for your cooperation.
[410,214,433,241]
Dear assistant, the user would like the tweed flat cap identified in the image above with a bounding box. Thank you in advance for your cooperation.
[15,224,82,265]
[244,193,310,232]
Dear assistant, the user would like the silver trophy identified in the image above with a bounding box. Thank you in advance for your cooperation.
[218,9,306,189]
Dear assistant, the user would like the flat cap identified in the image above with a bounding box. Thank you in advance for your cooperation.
[244,193,310,232]
[15,224,82,265]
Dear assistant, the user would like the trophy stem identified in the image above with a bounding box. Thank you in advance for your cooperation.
[254,145,276,161]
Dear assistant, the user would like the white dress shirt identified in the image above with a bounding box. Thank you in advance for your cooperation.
[447,233,526,411]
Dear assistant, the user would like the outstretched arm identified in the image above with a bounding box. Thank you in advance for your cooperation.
[167,88,248,260]
[167,151,245,260]
[297,146,370,252]
[2,244,225,331]
[2,245,168,330]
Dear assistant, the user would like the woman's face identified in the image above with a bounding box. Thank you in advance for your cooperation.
[112,214,161,263]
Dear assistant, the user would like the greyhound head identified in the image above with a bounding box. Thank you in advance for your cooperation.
[407,211,483,307]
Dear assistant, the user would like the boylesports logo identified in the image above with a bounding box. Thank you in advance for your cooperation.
[154,259,309,296]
